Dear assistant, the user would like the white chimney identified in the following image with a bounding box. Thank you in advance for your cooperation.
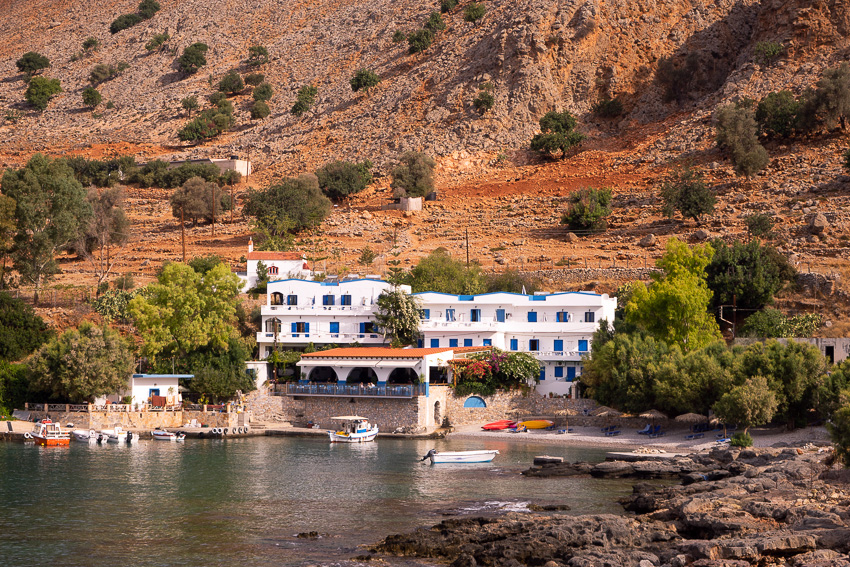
[248,237,254,253]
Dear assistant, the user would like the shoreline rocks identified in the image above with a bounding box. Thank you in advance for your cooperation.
[370,443,850,566]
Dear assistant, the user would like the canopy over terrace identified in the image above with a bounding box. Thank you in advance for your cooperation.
[296,346,489,396]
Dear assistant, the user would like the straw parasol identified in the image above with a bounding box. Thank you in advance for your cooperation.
[508,408,532,417]
[592,406,622,417]
[675,412,708,424]
[555,408,578,416]
[639,409,667,420]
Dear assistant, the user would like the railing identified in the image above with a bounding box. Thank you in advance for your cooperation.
[28,403,189,413]
[283,383,426,398]
[258,332,383,342]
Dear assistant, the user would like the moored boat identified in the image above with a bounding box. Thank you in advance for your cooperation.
[100,426,128,443]
[327,416,378,443]
[72,429,107,443]
[27,420,70,446]
[420,449,500,464]
[517,419,554,430]
[152,429,185,441]
[482,420,516,431]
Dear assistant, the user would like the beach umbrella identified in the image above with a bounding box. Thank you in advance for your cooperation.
[508,408,532,417]
[554,408,578,416]
[639,409,667,420]
[675,412,707,423]
[591,406,621,417]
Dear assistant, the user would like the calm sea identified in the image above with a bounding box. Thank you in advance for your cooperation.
[0,436,637,567]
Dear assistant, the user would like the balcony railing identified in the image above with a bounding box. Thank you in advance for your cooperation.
[258,332,383,342]
[283,383,426,398]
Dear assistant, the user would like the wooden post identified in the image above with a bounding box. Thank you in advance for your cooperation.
[212,185,216,238]
[181,207,186,262]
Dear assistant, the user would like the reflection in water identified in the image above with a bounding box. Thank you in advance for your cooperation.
[0,436,637,567]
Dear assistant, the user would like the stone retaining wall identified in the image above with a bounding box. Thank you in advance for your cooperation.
[25,409,238,430]
[520,267,657,285]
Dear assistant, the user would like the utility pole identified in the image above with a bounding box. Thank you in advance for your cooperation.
[465,227,469,267]
[181,206,186,262]
[211,185,216,238]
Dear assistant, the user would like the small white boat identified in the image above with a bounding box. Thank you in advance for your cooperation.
[152,429,185,441]
[72,429,106,443]
[100,426,128,443]
[327,416,378,443]
[421,449,500,464]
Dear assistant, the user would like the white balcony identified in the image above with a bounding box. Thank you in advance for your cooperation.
[533,350,588,361]
[257,331,386,345]
[262,304,374,315]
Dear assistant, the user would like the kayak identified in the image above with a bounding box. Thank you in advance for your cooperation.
[482,420,516,431]
[517,420,554,429]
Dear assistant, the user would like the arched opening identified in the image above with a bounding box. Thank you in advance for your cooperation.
[434,401,442,425]
[463,396,487,408]
[346,367,378,385]
[271,292,284,305]
[388,368,419,385]
[308,367,337,383]
[265,318,282,333]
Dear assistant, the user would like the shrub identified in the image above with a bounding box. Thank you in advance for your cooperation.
[218,70,244,95]
[209,91,227,105]
[441,0,458,12]
[753,41,784,66]
[827,398,850,465]
[138,0,160,19]
[290,85,317,116]
[392,30,406,43]
[350,69,380,92]
[464,2,486,22]
[252,82,274,102]
[716,102,769,176]
[16,51,49,76]
[89,62,128,85]
[730,432,753,447]
[659,166,715,222]
[110,13,143,34]
[592,97,623,118]
[473,82,495,114]
[178,99,234,141]
[82,37,99,52]
[407,29,434,54]
[178,43,208,74]
[243,174,331,234]
[315,160,373,200]
[391,152,435,198]
[530,110,585,159]
[181,95,198,116]
[561,187,612,232]
[245,73,265,86]
[425,12,446,33]
[82,86,102,109]
[797,62,850,132]
[25,76,62,111]
[247,45,269,66]
[145,32,170,52]
[656,53,700,103]
[745,213,774,238]
[250,100,270,119]
[359,246,377,265]
[756,91,799,138]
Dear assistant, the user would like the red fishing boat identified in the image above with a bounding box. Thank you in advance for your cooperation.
[481,419,516,431]
[26,419,70,447]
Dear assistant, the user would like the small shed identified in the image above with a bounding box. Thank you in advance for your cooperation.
[128,374,193,406]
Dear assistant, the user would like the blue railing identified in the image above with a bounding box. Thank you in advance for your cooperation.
[285,383,426,398]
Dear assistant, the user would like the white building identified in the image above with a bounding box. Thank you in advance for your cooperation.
[239,238,311,291]
[255,279,615,397]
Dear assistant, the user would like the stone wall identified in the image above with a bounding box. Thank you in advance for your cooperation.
[521,267,657,285]
[444,389,598,426]
[26,409,238,430]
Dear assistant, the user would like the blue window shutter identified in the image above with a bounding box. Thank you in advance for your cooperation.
[430,338,439,348]
[527,311,537,323]
[449,339,458,347]
[291,322,297,333]
[510,339,518,351]
[554,340,563,351]
[304,323,310,332]
[464,339,472,347]
[483,339,492,346]
[422,309,430,320]
[417,339,424,348]
[554,367,564,378]
[496,309,505,322]
[578,340,588,352]
[360,322,366,333]
[330,322,339,333]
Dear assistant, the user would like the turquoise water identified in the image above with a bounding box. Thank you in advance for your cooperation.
[0,436,636,567]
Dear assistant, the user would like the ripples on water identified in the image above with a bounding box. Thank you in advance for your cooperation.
[0,436,638,567]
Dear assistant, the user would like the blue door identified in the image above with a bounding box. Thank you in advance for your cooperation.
[567,367,576,381]
[539,367,545,381]
[510,339,518,351]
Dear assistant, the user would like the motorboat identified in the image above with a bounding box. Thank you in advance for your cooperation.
[327,416,378,443]
[26,420,70,446]
[72,429,107,443]
[151,429,185,441]
[482,420,516,431]
[100,426,128,443]
[420,449,500,464]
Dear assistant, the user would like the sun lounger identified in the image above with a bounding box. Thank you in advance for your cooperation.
[601,425,616,433]
[604,429,621,436]
[716,437,730,444]
[637,424,652,435]
[685,433,704,440]
[557,428,573,434]
[649,430,666,438]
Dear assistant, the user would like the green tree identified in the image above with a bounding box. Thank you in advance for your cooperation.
[2,154,92,303]
[391,151,435,198]
[250,100,271,119]
[79,187,130,289]
[374,288,422,347]
[745,213,774,239]
[350,68,380,93]
[408,29,434,54]
[25,76,62,111]
[253,82,274,102]
[739,309,822,339]
[82,86,102,109]
[716,102,769,176]
[178,98,233,141]
[161,336,254,401]
[315,160,373,200]
[181,95,198,116]
[713,374,778,434]
[28,322,134,402]
[624,238,721,352]
[247,45,270,66]
[178,43,208,74]
[0,292,52,361]
[0,193,16,289]
[530,111,585,159]
[110,13,143,34]
[0,361,29,417]
[145,32,170,52]
[129,262,242,360]
[408,249,484,294]
[291,84,317,116]
[797,62,850,132]
[827,394,850,465]
[170,176,230,226]
[756,90,799,138]
[425,11,446,33]
[218,70,244,95]
[484,269,540,294]
[16,51,49,76]
[243,174,332,234]
[561,187,612,232]
[659,167,715,223]
[464,2,486,22]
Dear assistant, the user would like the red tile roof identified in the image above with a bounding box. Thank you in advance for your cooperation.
[301,346,489,359]
[248,251,305,261]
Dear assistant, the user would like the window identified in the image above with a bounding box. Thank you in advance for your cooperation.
[268,265,279,275]
[329,322,339,334]
[463,396,487,408]
[556,311,570,322]
[470,309,481,322]
[554,339,563,352]
[421,309,430,320]
[464,339,473,347]
[554,366,564,378]
[287,294,298,306]
[323,294,335,306]
[578,339,588,352]
[341,295,352,306]
[529,339,540,351]
[496,309,505,322]
[265,318,281,333]
[430,338,440,348]
[483,339,492,346]
[510,339,518,351]
[449,339,459,347]
[359,322,376,334]
[527,311,537,323]
[584,311,595,323]
[445,308,456,322]
[291,322,309,334]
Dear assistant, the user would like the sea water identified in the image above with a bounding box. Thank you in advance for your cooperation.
[0,436,637,567]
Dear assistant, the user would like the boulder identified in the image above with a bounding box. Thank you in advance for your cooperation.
[639,234,656,247]
[810,213,829,234]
